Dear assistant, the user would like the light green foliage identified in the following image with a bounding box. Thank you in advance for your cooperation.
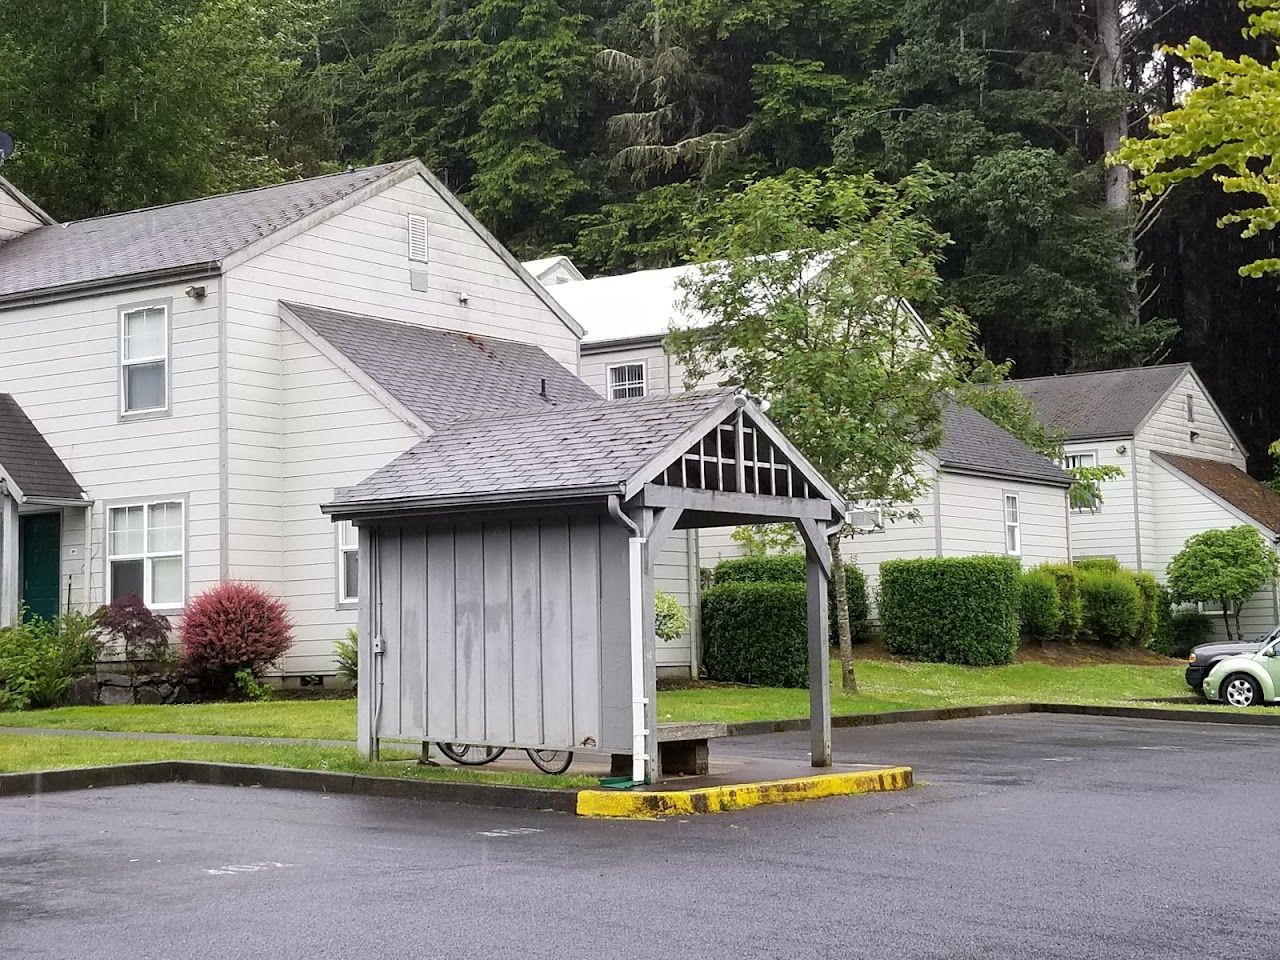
[1117,0,1280,278]
[702,581,810,687]
[1167,525,1280,641]
[729,523,800,556]
[1037,563,1085,640]
[233,668,275,702]
[712,554,807,585]
[1018,570,1063,643]
[0,612,104,711]
[1132,571,1163,649]
[1079,569,1144,646]
[654,590,689,642]
[0,0,319,220]
[334,629,359,684]
[879,555,1022,666]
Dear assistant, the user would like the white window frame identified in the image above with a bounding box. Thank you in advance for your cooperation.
[1064,450,1101,513]
[1197,599,1226,616]
[106,498,186,611]
[337,521,359,607]
[1186,392,1196,423]
[119,302,171,418]
[407,213,429,264]
[1003,493,1021,556]
[607,362,647,399]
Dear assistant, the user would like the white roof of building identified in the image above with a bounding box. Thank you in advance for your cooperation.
[534,262,704,345]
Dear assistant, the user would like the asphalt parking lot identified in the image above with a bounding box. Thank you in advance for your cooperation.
[2,713,1273,960]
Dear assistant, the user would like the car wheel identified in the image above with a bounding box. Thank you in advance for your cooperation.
[1221,673,1263,708]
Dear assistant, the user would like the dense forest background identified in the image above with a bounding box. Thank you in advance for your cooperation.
[2,0,1278,471]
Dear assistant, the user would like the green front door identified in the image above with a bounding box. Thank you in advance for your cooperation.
[20,512,60,623]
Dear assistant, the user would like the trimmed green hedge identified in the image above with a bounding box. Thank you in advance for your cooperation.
[702,581,809,687]
[710,553,870,645]
[1037,563,1085,640]
[1019,570,1063,642]
[879,555,1021,666]
[1079,568,1143,646]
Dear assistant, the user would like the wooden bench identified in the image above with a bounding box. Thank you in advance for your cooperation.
[610,722,730,778]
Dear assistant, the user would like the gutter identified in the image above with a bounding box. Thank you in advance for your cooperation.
[0,263,222,310]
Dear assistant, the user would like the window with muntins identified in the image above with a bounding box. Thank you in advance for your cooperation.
[1064,452,1100,513]
[108,500,184,608]
[608,362,646,399]
[121,305,168,415]
[1004,494,1021,555]
[338,521,359,604]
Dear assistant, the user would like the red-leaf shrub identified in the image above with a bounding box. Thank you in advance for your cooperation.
[97,595,170,661]
[180,582,293,692]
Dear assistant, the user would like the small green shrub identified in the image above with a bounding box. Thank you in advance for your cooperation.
[1132,571,1163,648]
[233,667,274,702]
[0,611,104,711]
[1162,608,1215,658]
[334,629,359,683]
[1038,563,1084,640]
[1075,557,1122,573]
[701,581,808,687]
[1079,569,1143,645]
[655,590,689,642]
[879,555,1021,666]
[1019,570,1063,642]
[836,563,871,645]
[712,554,806,585]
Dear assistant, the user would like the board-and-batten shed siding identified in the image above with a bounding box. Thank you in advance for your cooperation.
[1134,369,1245,571]
[1150,462,1279,641]
[280,324,421,674]
[369,516,632,752]
[222,172,583,601]
[0,279,223,609]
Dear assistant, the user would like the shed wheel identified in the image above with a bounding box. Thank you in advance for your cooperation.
[526,749,573,775]
[1222,673,1263,708]
[438,743,506,765]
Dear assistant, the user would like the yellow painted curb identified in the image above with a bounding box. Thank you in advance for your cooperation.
[576,765,913,819]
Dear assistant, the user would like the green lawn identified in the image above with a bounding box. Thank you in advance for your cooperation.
[0,735,593,788]
[0,658,1193,742]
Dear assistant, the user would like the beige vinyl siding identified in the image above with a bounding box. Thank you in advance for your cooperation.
[1150,461,1279,641]
[0,280,223,611]
[1133,369,1247,570]
[580,343,719,398]
[936,473,1069,567]
[654,529,697,675]
[0,191,42,243]
[222,171,583,620]
[279,326,421,674]
[1062,441,1138,566]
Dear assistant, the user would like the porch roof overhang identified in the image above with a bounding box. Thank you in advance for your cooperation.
[0,394,87,506]
[322,390,846,527]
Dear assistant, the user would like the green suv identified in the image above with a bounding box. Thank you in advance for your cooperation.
[1204,635,1280,707]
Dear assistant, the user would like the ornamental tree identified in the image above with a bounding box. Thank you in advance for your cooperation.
[1115,0,1280,278]
[1166,525,1280,641]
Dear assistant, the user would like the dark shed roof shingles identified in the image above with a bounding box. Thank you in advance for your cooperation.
[0,163,408,299]
[1155,452,1280,535]
[330,392,731,507]
[1010,364,1188,440]
[284,303,597,428]
[0,395,83,500]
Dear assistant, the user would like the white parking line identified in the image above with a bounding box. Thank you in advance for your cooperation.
[204,861,293,876]
[476,827,544,838]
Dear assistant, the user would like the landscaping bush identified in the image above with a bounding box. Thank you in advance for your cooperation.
[0,611,104,710]
[1078,569,1143,645]
[181,582,293,695]
[1132,571,1163,648]
[655,590,689,642]
[836,563,871,644]
[334,629,359,684]
[1019,570,1063,643]
[711,554,806,585]
[1075,556,1121,573]
[1037,563,1084,640]
[701,581,808,687]
[879,555,1021,666]
[1162,608,1215,659]
[97,594,171,662]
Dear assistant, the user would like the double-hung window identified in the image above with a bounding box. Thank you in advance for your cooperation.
[120,305,169,415]
[1064,451,1100,513]
[607,362,646,399]
[337,521,359,605]
[108,500,184,608]
[1003,493,1021,556]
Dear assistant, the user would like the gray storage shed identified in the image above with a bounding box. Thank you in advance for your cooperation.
[324,390,846,783]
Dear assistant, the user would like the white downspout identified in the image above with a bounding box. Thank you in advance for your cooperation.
[609,494,648,784]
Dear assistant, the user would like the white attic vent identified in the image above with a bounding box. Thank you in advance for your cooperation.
[407,213,429,264]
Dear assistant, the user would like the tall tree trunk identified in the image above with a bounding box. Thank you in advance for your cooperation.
[829,530,857,693]
[1096,0,1129,213]
[1232,602,1243,644]
[1221,604,1234,642]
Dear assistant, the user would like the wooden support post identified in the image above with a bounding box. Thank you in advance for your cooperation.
[0,493,18,628]
[798,518,832,768]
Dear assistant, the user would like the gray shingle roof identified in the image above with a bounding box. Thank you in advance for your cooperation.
[0,163,409,300]
[936,405,1071,486]
[0,394,83,500]
[328,392,733,510]
[1010,364,1188,441]
[284,303,598,428]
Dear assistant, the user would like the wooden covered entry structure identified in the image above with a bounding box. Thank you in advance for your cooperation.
[324,390,846,783]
